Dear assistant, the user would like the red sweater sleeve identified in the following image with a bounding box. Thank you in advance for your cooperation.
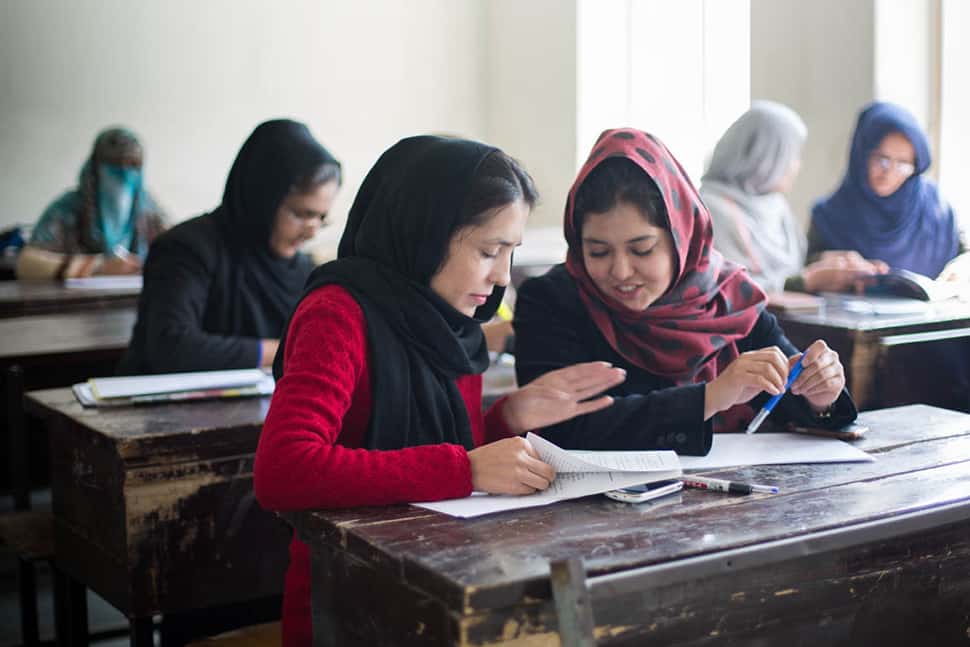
[254,286,477,511]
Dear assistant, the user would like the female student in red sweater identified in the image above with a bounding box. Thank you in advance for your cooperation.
[254,135,626,646]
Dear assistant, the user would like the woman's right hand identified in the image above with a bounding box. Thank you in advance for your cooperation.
[98,254,142,275]
[467,436,556,495]
[802,251,888,293]
[704,346,789,420]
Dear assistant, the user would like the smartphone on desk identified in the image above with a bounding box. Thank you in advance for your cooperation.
[787,422,869,440]
[604,479,684,503]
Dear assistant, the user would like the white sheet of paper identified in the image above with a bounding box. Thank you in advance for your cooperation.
[89,368,267,399]
[678,432,874,471]
[414,433,682,518]
[64,276,143,290]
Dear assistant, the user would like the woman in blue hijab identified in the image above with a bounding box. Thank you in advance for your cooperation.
[810,101,965,279]
[16,127,167,279]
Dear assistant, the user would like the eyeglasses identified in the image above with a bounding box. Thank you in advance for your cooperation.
[869,153,915,178]
[283,205,329,227]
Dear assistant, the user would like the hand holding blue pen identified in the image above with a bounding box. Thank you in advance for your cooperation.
[745,355,805,434]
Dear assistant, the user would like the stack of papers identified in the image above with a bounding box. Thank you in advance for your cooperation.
[73,368,274,407]
[415,433,682,518]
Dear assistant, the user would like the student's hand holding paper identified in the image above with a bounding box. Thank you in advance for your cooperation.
[467,436,556,495]
[500,361,626,434]
[788,339,845,411]
[704,346,789,420]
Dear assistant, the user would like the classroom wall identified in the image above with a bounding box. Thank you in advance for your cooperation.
[483,0,579,227]
[750,0,877,227]
[2,1,948,242]
[752,0,941,228]
[0,0,489,239]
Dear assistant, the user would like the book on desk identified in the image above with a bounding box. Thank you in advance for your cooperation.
[73,368,275,407]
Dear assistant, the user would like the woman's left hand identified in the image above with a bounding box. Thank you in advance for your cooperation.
[789,339,845,411]
[501,362,627,434]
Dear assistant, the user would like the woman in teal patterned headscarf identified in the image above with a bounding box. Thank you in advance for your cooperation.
[16,127,167,279]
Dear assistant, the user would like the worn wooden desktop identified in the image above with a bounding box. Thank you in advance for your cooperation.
[0,281,140,318]
[292,404,970,646]
[774,298,970,410]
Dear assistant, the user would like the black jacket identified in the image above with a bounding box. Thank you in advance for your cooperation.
[514,265,857,454]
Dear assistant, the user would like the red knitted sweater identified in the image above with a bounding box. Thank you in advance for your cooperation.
[254,285,514,646]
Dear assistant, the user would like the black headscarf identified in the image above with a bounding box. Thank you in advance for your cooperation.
[207,119,340,338]
[118,120,340,376]
[274,136,503,451]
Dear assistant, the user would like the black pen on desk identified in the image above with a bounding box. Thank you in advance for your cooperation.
[682,475,778,495]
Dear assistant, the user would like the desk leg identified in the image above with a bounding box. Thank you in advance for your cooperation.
[54,569,88,647]
[849,334,879,409]
[550,558,595,647]
[5,364,29,509]
[310,543,340,647]
[129,618,154,647]
[18,556,39,647]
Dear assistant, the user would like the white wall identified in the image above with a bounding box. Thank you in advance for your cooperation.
[751,0,877,226]
[0,0,488,246]
[484,0,578,227]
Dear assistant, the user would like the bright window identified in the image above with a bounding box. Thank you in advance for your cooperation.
[578,0,750,183]
[939,0,970,220]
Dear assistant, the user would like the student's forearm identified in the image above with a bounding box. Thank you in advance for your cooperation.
[15,246,102,280]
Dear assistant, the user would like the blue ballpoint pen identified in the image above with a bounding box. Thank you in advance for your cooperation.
[745,355,806,434]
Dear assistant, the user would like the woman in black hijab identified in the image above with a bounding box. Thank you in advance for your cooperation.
[254,135,625,646]
[119,119,340,374]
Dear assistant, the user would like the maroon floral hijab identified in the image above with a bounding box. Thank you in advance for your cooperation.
[565,128,766,388]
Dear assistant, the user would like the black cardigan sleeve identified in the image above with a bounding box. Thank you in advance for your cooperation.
[131,230,261,373]
[514,271,713,455]
[514,270,857,453]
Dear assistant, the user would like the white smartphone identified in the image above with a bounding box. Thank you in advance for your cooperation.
[604,479,684,504]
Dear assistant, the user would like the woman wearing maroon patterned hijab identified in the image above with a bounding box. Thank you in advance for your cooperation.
[514,128,857,449]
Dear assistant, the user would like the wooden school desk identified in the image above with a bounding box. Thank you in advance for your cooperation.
[23,390,288,647]
[774,298,970,410]
[18,357,520,645]
[1,308,135,503]
[0,281,140,319]
[291,404,970,646]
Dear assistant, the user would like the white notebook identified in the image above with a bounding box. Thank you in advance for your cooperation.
[88,368,268,400]
[64,276,143,290]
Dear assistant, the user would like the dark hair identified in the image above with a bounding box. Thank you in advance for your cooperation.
[457,150,538,230]
[573,157,667,231]
[292,162,342,194]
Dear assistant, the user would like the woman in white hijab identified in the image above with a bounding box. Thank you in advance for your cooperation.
[700,101,885,294]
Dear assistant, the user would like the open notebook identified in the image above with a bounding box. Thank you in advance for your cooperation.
[73,368,275,407]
